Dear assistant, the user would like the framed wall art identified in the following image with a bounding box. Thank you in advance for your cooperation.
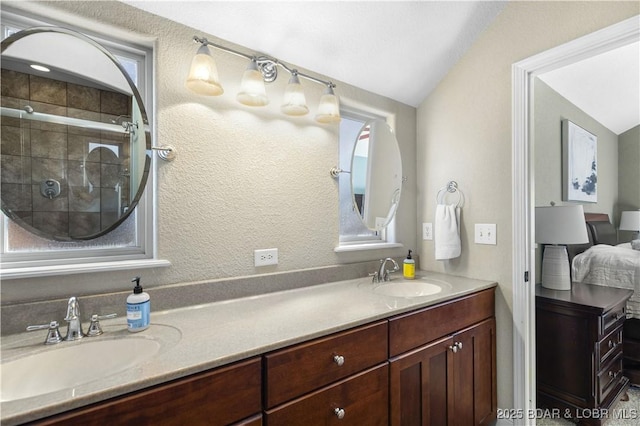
[562,119,597,203]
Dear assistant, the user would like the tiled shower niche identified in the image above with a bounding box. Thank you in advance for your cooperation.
[1,69,132,240]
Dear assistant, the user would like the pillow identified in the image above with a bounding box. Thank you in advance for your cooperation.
[632,240,640,251]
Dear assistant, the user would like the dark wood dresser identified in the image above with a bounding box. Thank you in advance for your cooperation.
[536,283,632,425]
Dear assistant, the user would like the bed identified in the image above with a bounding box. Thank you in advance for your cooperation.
[567,213,640,384]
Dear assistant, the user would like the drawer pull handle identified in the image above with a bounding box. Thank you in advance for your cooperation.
[608,340,616,349]
[449,342,463,353]
[608,370,620,379]
[333,355,345,366]
[334,408,346,419]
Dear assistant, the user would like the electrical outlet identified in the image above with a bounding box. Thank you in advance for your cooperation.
[474,224,497,245]
[254,248,278,267]
[422,223,433,240]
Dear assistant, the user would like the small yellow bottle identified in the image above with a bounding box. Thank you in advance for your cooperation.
[403,250,415,280]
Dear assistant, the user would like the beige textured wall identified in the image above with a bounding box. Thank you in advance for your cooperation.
[1,0,416,301]
[533,79,621,279]
[619,125,640,213]
[618,125,640,241]
[417,1,639,410]
[4,0,639,411]
[534,79,619,218]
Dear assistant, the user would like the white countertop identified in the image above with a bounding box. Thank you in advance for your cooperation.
[0,271,496,425]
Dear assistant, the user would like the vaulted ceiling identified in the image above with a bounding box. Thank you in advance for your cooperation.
[123,1,639,134]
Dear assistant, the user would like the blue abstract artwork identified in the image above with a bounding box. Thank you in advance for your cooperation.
[562,120,597,203]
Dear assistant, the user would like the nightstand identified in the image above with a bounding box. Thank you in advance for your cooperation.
[536,283,632,425]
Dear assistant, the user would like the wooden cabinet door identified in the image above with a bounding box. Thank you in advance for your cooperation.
[390,335,453,426]
[390,318,496,426]
[451,318,496,426]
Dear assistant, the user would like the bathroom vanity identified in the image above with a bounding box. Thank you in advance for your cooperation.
[1,273,496,426]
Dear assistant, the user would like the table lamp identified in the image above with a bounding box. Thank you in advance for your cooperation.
[619,210,640,240]
[535,205,589,290]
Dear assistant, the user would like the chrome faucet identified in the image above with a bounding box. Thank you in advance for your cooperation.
[64,296,84,341]
[374,258,400,283]
[27,297,117,344]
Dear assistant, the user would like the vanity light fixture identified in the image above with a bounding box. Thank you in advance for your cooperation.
[315,84,341,123]
[237,58,269,106]
[186,36,340,123]
[281,71,309,116]
[185,44,223,96]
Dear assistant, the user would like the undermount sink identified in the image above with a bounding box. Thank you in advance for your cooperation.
[373,277,451,298]
[1,326,181,403]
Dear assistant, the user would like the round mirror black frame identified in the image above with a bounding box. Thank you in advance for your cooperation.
[0,27,152,241]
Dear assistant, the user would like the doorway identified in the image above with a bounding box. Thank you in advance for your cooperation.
[511,15,639,424]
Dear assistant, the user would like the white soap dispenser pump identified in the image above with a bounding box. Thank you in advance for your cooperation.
[127,276,150,332]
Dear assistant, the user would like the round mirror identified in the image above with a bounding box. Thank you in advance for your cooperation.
[350,119,402,230]
[1,27,151,241]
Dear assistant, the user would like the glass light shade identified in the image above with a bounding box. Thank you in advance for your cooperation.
[315,85,341,123]
[535,205,589,244]
[236,60,269,106]
[185,45,224,96]
[281,74,309,116]
[619,210,640,231]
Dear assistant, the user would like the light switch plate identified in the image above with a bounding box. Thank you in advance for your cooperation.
[422,223,433,240]
[475,224,497,245]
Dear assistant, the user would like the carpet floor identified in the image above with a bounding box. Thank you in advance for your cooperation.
[536,385,640,425]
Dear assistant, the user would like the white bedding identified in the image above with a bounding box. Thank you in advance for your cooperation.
[572,244,640,318]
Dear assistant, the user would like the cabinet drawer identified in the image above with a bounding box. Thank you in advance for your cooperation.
[598,325,623,366]
[597,353,624,404]
[264,320,388,408]
[389,288,494,356]
[265,363,388,426]
[601,304,626,337]
[34,357,262,426]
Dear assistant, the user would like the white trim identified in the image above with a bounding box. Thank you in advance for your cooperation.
[334,242,403,253]
[0,259,170,280]
[512,57,535,422]
[512,15,639,423]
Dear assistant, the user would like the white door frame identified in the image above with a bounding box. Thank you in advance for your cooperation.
[511,15,639,424]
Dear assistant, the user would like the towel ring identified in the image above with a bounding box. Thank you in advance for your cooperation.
[436,181,465,207]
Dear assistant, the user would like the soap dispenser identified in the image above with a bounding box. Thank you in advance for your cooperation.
[403,250,415,280]
[127,276,150,332]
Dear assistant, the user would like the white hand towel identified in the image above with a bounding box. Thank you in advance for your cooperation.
[435,204,461,260]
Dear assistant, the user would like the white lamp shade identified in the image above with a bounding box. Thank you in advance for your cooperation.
[620,210,640,231]
[535,205,589,244]
[185,45,224,96]
[281,74,309,116]
[237,60,269,106]
[315,86,341,123]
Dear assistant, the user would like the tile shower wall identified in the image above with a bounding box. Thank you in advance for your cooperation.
[0,69,131,239]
